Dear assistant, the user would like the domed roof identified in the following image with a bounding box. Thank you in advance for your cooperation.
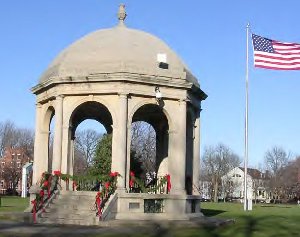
[39,10,199,87]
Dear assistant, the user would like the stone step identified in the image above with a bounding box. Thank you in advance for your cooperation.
[43,207,96,214]
[37,191,106,225]
[48,204,94,210]
[57,196,96,201]
[60,190,97,197]
[41,211,96,219]
[46,205,95,212]
[51,198,95,206]
[39,216,100,226]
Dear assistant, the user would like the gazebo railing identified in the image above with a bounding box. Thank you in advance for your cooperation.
[129,175,170,194]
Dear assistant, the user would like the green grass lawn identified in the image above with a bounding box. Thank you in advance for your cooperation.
[0,196,29,212]
[199,202,300,237]
[89,202,300,237]
[1,198,299,237]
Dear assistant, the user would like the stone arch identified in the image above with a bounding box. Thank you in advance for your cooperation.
[65,97,116,131]
[130,102,170,179]
[129,100,173,131]
[42,105,55,172]
[62,100,114,179]
[42,105,55,133]
[69,101,113,136]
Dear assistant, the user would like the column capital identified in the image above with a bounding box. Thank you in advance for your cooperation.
[56,94,64,100]
[118,93,128,98]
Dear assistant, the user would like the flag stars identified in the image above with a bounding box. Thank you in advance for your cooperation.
[252,34,274,53]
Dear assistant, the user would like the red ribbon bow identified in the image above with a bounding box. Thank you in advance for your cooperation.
[96,192,102,218]
[166,174,171,193]
[53,170,61,176]
[31,199,37,223]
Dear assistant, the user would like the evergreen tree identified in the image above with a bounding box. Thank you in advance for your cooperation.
[89,134,112,180]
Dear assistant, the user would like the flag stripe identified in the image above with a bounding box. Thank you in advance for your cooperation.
[254,64,300,70]
[255,59,300,66]
[254,53,300,61]
[252,34,300,70]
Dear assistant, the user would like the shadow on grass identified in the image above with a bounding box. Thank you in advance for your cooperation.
[260,205,291,208]
[201,208,226,217]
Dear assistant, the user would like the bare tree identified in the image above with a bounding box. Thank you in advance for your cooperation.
[0,120,17,156]
[221,174,239,202]
[131,121,156,175]
[0,120,34,157]
[74,129,101,170]
[274,156,300,201]
[15,128,34,157]
[264,146,290,200]
[202,143,241,202]
[265,146,290,176]
[73,147,88,175]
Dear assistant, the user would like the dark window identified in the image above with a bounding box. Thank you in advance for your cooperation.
[144,199,164,213]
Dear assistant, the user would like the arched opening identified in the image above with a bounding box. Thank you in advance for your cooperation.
[74,119,106,175]
[69,101,113,178]
[130,104,169,187]
[44,106,55,173]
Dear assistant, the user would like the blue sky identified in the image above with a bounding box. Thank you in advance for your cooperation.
[1,1,299,167]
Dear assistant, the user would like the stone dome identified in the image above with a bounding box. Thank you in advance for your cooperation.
[39,21,199,87]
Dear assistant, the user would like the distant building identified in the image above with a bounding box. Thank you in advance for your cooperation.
[221,167,271,202]
[0,147,33,194]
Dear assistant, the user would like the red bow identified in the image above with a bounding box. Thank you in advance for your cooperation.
[47,176,52,198]
[110,171,119,177]
[31,199,37,223]
[43,180,49,188]
[96,192,102,218]
[166,174,171,193]
[53,170,61,176]
[129,171,135,188]
[72,181,77,191]
[104,182,110,190]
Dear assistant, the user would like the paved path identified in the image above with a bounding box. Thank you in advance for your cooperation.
[0,220,140,236]
[0,216,234,237]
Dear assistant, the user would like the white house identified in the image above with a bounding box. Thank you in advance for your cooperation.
[221,167,270,202]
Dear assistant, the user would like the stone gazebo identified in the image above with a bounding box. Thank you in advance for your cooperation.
[31,5,207,220]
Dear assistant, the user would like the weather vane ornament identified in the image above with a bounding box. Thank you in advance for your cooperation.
[118,4,127,25]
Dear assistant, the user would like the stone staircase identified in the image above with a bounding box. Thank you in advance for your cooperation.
[39,190,100,225]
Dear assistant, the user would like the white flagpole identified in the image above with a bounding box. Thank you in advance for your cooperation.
[244,23,250,211]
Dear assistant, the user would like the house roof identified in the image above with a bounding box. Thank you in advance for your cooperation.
[239,167,270,179]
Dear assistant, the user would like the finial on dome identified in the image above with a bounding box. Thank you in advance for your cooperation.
[118,4,127,26]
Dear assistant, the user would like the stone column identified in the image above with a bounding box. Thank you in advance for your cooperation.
[52,95,64,172]
[193,114,200,195]
[111,93,128,191]
[60,125,70,190]
[170,100,187,195]
[32,103,43,184]
[69,138,75,176]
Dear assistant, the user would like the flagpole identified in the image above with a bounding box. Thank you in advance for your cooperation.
[244,23,250,211]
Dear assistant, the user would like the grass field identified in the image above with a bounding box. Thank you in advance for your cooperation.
[1,198,300,237]
[0,196,29,212]
[199,202,300,237]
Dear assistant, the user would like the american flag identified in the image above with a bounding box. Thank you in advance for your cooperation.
[252,34,300,70]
